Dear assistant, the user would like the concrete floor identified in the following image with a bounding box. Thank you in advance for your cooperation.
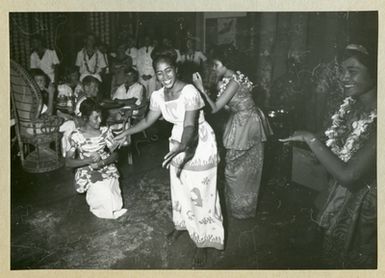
[11,118,326,270]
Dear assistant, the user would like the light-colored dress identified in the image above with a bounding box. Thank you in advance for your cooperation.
[150,84,224,250]
[69,126,127,219]
[219,71,273,219]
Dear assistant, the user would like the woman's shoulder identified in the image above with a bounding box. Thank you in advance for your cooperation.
[70,128,84,142]
[152,87,164,96]
[181,84,204,103]
[150,87,164,101]
[181,84,198,93]
[231,71,253,88]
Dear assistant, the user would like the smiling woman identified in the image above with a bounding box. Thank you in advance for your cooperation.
[115,46,224,267]
[279,43,377,268]
[65,98,127,219]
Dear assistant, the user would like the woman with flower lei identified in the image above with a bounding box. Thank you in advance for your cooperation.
[193,44,273,219]
[280,44,377,268]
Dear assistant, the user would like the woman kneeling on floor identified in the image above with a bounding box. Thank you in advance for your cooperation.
[65,98,127,219]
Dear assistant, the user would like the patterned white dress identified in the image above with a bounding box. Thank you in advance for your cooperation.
[69,126,127,219]
[150,84,224,250]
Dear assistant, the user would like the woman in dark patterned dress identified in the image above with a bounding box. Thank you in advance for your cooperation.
[193,44,273,219]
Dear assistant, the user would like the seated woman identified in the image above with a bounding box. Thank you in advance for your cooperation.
[280,44,377,268]
[65,98,127,219]
[30,68,56,115]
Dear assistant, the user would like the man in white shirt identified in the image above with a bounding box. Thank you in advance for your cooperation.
[30,35,60,83]
[112,67,144,107]
[136,35,156,100]
[109,67,145,141]
[125,36,138,69]
[75,33,107,82]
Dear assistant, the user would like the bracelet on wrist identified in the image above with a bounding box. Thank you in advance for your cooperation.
[308,137,318,144]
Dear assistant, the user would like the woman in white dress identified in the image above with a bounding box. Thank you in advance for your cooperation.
[116,47,224,267]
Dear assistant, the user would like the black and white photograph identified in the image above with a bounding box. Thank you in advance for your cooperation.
[7,4,380,274]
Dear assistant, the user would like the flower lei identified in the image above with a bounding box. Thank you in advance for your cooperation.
[325,97,377,162]
[217,71,253,97]
[83,48,99,74]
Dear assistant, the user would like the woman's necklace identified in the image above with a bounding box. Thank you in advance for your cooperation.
[83,48,98,74]
[325,96,377,162]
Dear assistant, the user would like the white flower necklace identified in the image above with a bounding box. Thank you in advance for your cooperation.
[325,96,376,162]
[83,48,99,74]
[217,71,253,97]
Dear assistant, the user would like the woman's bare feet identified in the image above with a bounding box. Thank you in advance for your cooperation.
[166,229,185,244]
[193,247,207,268]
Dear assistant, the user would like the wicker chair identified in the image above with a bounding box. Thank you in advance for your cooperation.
[10,60,64,173]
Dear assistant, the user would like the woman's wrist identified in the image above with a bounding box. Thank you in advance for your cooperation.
[97,159,106,167]
[305,135,318,144]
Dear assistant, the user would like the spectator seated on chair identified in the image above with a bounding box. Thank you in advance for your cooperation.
[30,69,56,116]
[108,67,145,131]
[11,60,63,173]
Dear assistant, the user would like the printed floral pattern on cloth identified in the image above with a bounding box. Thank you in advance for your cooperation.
[70,126,119,193]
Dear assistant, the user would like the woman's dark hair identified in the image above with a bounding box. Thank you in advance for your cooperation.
[151,46,178,70]
[82,75,100,86]
[340,44,377,80]
[210,44,239,70]
[79,98,101,120]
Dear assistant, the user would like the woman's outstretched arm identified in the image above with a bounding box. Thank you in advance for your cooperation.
[192,72,238,113]
[280,131,376,188]
[115,109,162,142]
[162,109,199,177]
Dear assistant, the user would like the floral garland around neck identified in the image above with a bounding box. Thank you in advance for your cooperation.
[83,48,99,74]
[217,71,253,97]
[325,96,377,162]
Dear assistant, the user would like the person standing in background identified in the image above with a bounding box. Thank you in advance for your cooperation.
[30,34,60,83]
[136,35,156,100]
[125,36,138,69]
[75,33,107,82]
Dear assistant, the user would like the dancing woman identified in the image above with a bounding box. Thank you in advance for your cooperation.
[193,44,273,219]
[280,44,377,268]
